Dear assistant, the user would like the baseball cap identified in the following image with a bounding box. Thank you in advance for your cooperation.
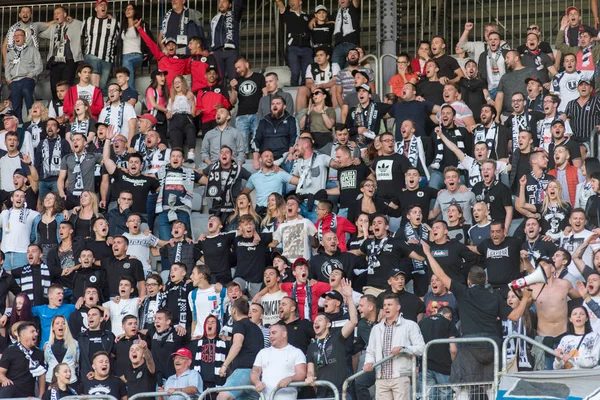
[151,69,168,79]
[2,111,18,120]
[138,113,157,126]
[13,169,27,177]
[536,256,554,267]
[206,65,219,73]
[315,5,328,13]
[292,257,308,270]
[171,348,193,359]
[551,119,565,127]
[271,251,291,266]
[356,84,372,93]
[163,37,177,45]
[388,268,407,279]
[566,5,580,14]
[579,78,593,86]
[95,0,108,5]
[95,121,109,128]
[525,77,541,85]
[352,69,370,81]
[322,290,343,303]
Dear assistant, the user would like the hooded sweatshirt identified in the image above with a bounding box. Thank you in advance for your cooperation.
[193,316,228,385]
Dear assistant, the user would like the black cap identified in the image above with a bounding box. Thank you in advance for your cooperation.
[271,251,291,266]
[151,69,168,80]
[536,256,553,267]
[13,168,27,177]
[2,110,18,119]
[206,65,218,73]
[525,77,541,85]
[579,78,593,86]
[551,119,565,127]
[322,290,343,303]
[351,69,369,81]
[388,268,407,279]
[95,121,109,128]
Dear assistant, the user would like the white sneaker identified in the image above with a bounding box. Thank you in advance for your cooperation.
[186,151,195,161]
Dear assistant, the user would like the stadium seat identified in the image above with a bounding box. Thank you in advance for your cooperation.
[264,66,292,87]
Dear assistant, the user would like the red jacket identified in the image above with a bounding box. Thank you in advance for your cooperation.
[190,54,220,94]
[63,85,104,121]
[281,281,330,320]
[196,84,231,124]
[315,214,357,252]
[548,164,579,205]
[138,27,190,89]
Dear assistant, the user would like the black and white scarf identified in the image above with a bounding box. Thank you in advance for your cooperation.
[487,48,502,75]
[334,7,355,36]
[71,118,90,137]
[205,162,241,212]
[11,43,27,64]
[582,45,594,68]
[315,334,331,367]
[27,119,42,148]
[20,263,52,300]
[52,23,68,63]
[72,151,87,193]
[8,23,39,50]
[510,111,530,151]
[50,386,77,400]
[103,102,125,132]
[167,281,189,328]
[367,236,388,274]
[42,137,63,178]
[354,102,377,141]
[16,341,46,378]
[504,318,533,370]
[296,152,318,193]
[403,224,428,274]
[396,135,419,168]
[530,171,547,203]
[292,282,313,320]
[474,123,498,158]
[140,291,166,329]
[317,214,337,243]
[162,8,189,40]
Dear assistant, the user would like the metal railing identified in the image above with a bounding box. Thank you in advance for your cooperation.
[198,385,266,400]
[268,380,340,400]
[422,337,499,400]
[129,391,192,400]
[590,128,600,159]
[342,352,418,400]
[502,333,556,370]
[62,396,118,400]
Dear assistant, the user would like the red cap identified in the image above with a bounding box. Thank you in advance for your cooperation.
[96,0,108,5]
[292,257,308,269]
[138,113,157,126]
[171,348,193,359]
[566,6,579,14]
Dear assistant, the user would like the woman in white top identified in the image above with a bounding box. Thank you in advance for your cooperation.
[554,305,600,370]
[575,157,600,210]
[44,315,79,385]
[167,75,197,163]
[67,99,96,145]
[120,3,145,88]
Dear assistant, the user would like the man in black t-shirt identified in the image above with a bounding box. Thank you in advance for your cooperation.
[329,144,373,215]
[122,340,156,397]
[196,215,236,283]
[275,0,312,86]
[398,167,438,220]
[471,159,514,234]
[520,217,558,262]
[102,235,146,299]
[279,296,315,353]
[524,150,555,205]
[373,132,412,202]
[147,309,183,385]
[376,268,425,323]
[112,315,149,377]
[230,57,267,153]
[218,298,264,398]
[431,36,464,84]
[78,306,116,381]
[0,322,45,398]
[81,351,127,399]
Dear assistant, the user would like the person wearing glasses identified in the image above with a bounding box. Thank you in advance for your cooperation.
[388,53,418,97]
[299,88,336,150]
[98,83,137,148]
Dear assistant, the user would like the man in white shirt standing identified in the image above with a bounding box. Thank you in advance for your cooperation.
[0,189,40,270]
[99,83,137,146]
[188,265,223,340]
[102,276,139,337]
[251,323,307,400]
[270,196,318,263]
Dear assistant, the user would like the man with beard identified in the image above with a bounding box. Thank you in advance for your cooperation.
[473,105,510,159]
[430,36,464,84]
[417,60,445,106]
[200,145,251,221]
[494,50,538,119]
[0,131,34,196]
[505,92,543,152]
[310,232,359,282]
[192,315,227,392]
[429,167,476,225]
[428,220,481,284]
[201,108,244,165]
[2,6,46,61]
[458,21,511,70]
[547,119,582,170]
[345,84,392,145]
[458,59,489,121]
[429,106,471,190]
[548,146,584,206]
[509,130,535,194]
[537,94,573,151]
[196,215,236,284]
[565,79,600,151]
[388,82,438,139]
[252,96,297,171]
[551,53,581,112]
[209,0,244,83]
[468,201,491,246]
[520,33,557,84]
[81,352,127,399]
[395,120,431,181]
[519,217,558,263]
[257,72,295,120]
[424,275,458,322]
[129,114,158,155]
[34,118,71,199]
[57,132,103,210]
[473,31,508,97]
[373,132,412,199]
[334,48,375,108]
[525,77,544,113]
[524,150,556,205]
[158,0,203,56]
[11,244,56,306]
[471,160,513,234]
[435,83,476,131]
[279,296,315,352]
[102,236,146,299]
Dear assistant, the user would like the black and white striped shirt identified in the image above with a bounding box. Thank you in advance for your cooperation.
[565,96,600,142]
[82,16,120,63]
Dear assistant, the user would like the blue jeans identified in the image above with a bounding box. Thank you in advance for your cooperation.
[236,114,258,153]
[4,252,27,271]
[157,209,192,241]
[332,42,358,69]
[222,368,258,400]
[300,201,318,223]
[84,54,112,94]
[425,370,452,400]
[39,180,59,202]
[428,170,445,190]
[146,192,158,232]
[9,78,35,123]
[121,53,143,88]
[288,46,313,86]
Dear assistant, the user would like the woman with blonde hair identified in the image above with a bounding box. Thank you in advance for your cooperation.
[24,101,49,149]
[226,193,261,231]
[44,316,79,386]
[66,99,97,145]
[261,193,286,232]
[69,190,100,239]
[168,75,197,163]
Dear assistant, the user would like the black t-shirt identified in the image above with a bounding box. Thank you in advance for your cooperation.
[85,240,114,264]
[280,8,311,46]
[124,362,156,397]
[81,375,127,398]
[236,73,266,116]
[196,232,235,278]
[0,186,37,210]
[472,181,513,221]
[112,335,148,377]
[376,289,425,323]
[417,80,444,105]
[109,169,159,213]
[102,256,145,298]
[434,54,460,79]
[398,187,438,220]
[42,386,78,400]
[517,41,553,56]
[231,318,263,369]
[390,100,435,138]
[477,237,523,286]
[511,152,532,194]
[201,165,252,211]
[373,153,412,201]
[0,345,45,396]
[72,267,108,302]
[524,173,555,205]
[307,330,347,393]
[311,22,333,47]
[548,139,582,169]
[147,325,183,382]
[232,233,273,283]
[87,330,105,363]
[360,237,414,289]
[284,318,315,354]
[419,314,460,375]
[337,162,372,209]
[450,281,512,341]
[521,237,558,261]
[428,239,481,284]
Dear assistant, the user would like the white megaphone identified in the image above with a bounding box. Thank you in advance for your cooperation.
[508,266,547,292]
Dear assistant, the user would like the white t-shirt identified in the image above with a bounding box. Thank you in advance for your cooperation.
[538,117,573,151]
[0,207,39,253]
[292,153,331,195]
[124,232,160,275]
[461,155,508,188]
[559,229,600,281]
[77,84,95,105]
[260,291,287,327]
[305,62,341,84]
[98,102,137,138]
[103,297,140,337]
[552,71,581,113]
[0,154,23,191]
[253,344,306,400]
[188,286,222,338]
[273,218,317,262]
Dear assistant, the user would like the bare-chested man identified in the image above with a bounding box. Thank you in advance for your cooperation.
[520,255,580,369]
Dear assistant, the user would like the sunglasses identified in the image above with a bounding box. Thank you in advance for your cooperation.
[312,91,323,97]
[527,27,539,31]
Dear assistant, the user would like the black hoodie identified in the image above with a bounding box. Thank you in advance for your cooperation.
[193,315,228,386]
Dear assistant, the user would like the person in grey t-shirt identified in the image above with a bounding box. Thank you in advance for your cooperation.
[495,50,538,117]
[428,167,476,225]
